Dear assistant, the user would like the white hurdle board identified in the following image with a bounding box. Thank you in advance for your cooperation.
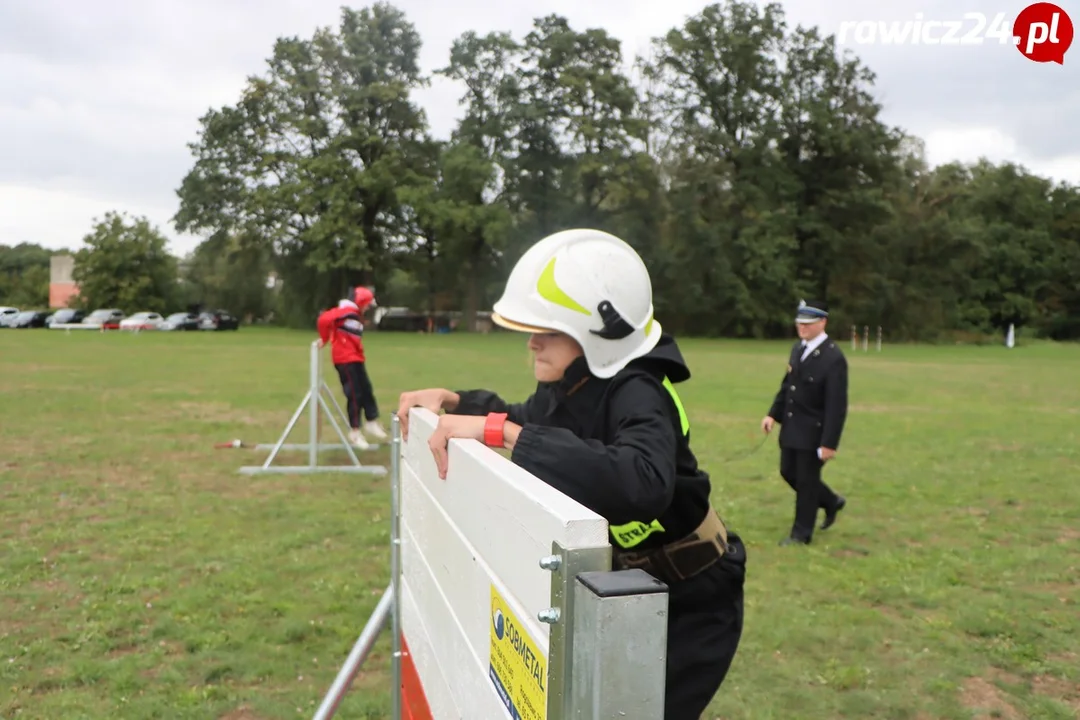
[313,409,672,720]
[399,407,610,718]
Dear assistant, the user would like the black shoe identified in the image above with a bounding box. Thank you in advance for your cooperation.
[779,536,810,546]
[821,496,846,530]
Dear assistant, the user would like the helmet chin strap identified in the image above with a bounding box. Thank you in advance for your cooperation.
[589,300,635,340]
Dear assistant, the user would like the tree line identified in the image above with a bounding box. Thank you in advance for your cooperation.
[10,0,1080,340]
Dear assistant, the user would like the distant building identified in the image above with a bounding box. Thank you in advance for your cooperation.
[49,254,79,308]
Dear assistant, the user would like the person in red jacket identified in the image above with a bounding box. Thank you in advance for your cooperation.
[316,286,387,447]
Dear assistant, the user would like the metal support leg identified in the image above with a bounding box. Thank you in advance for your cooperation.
[322,380,355,436]
[310,417,403,720]
[239,341,386,475]
[309,340,320,469]
[258,389,312,469]
[390,414,403,720]
[311,585,393,720]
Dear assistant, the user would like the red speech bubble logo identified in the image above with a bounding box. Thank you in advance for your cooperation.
[1013,2,1074,63]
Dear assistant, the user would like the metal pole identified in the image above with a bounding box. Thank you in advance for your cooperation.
[876,326,882,352]
[862,325,869,353]
[309,340,320,469]
[322,380,353,434]
[566,569,669,718]
[312,585,393,720]
[318,393,364,467]
[390,414,403,720]
[262,389,312,468]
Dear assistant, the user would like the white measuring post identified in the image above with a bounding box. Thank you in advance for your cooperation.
[239,340,385,476]
[313,408,671,719]
[851,325,857,351]
[876,326,882,352]
[862,325,869,352]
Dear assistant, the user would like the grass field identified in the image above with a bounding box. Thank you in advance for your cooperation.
[1,327,1078,720]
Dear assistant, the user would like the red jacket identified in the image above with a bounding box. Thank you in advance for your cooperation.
[317,302,366,364]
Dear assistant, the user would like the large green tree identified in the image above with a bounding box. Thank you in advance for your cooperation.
[0,243,56,309]
[166,0,1080,341]
[71,212,179,313]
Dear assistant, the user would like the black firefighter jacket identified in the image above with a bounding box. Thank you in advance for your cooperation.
[450,334,714,555]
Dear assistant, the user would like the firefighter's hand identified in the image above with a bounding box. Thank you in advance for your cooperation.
[427,414,486,479]
[396,388,459,440]
[761,416,775,434]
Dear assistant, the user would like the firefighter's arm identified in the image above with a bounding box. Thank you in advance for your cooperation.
[450,389,538,427]
[507,376,677,526]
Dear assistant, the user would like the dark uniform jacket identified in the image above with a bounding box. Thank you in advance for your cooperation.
[450,334,714,556]
[767,336,848,451]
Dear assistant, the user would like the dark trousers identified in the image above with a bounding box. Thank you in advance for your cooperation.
[780,447,840,541]
[664,533,746,720]
[335,362,378,428]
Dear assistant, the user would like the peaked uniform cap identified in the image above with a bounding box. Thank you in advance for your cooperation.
[795,298,829,324]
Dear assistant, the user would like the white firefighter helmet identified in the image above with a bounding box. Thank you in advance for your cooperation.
[491,228,662,379]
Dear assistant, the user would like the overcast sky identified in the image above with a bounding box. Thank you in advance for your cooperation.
[2,0,1077,256]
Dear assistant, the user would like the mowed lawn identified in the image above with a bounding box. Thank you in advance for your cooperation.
[1,327,1078,720]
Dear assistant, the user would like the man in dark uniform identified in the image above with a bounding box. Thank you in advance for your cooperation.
[760,299,849,545]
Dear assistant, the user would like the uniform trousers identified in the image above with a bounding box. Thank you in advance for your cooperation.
[663,533,746,720]
[334,361,379,428]
[780,447,840,541]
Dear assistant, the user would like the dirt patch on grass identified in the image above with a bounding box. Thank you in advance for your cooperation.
[830,548,871,558]
[1033,674,1080,712]
[986,442,1024,452]
[1057,528,1080,544]
[167,401,282,427]
[870,603,906,621]
[960,676,1022,719]
[219,706,268,720]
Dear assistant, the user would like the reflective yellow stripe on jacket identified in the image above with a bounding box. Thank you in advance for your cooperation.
[609,376,689,549]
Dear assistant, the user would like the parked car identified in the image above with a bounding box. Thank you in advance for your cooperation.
[119,312,167,331]
[81,309,125,328]
[9,310,50,328]
[198,310,239,331]
[45,308,86,326]
[161,312,200,331]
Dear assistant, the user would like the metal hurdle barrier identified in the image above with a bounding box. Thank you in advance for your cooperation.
[313,409,670,719]
[239,340,386,476]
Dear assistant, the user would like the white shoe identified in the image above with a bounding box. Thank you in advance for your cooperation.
[363,420,388,441]
[348,429,371,449]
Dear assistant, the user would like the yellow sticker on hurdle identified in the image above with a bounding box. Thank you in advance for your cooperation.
[488,583,547,720]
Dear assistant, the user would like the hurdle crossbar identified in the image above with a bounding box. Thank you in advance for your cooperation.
[313,410,670,719]
[239,340,385,476]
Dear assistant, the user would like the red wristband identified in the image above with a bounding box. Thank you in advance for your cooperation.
[484,413,508,448]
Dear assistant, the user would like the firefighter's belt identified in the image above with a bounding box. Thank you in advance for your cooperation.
[612,507,730,586]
